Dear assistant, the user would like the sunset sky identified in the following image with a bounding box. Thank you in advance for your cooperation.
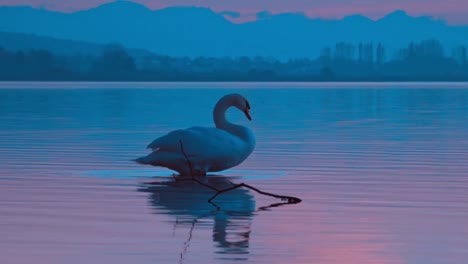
[0,0,467,25]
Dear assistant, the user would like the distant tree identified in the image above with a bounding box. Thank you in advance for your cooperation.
[394,39,444,61]
[92,44,136,80]
[319,47,332,67]
[1,38,468,81]
[247,69,276,80]
[407,42,415,59]
[334,42,355,61]
[0,47,10,79]
[358,43,363,63]
[363,43,373,64]
[319,66,335,80]
[452,46,467,66]
[358,42,374,64]
[376,43,386,65]
[463,46,467,66]
[238,56,252,71]
[420,39,444,58]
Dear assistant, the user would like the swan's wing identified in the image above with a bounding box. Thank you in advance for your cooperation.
[147,127,243,156]
[147,129,190,151]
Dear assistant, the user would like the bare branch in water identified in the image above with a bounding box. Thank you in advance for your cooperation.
[178,140,302,206]
[208,182,301,204]
[179,139,194,176]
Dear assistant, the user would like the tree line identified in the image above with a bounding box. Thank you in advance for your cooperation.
[1,39,467,81]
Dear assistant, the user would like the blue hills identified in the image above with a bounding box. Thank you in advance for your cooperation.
[0,0,467,59]
[0,31,156,61]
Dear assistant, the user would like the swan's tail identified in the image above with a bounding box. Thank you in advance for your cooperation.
[133,152,163,166]
[133,154,156,165]
[133,152,188,175]
[133,156,147,164]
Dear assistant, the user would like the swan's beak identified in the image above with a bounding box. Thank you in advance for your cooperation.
[244,108,252,121]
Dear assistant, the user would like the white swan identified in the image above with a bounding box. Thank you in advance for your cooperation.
[135,93,256,176]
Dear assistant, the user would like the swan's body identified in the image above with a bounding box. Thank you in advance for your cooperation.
[135,94,255,176]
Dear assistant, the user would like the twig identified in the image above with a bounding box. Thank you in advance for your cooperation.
[179,140,194,177]
[178,139,302,206]
[258,202,297,211]
[208,182,301,204]
[179,218,196,264]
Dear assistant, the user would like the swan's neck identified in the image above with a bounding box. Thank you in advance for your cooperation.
[213,96,249,138]
[213,97,233,130]
[213,95,256,153]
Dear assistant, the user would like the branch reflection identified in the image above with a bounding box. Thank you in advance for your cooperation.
[137,175,256,261]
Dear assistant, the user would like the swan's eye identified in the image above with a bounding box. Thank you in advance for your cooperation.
[245,100,251,110]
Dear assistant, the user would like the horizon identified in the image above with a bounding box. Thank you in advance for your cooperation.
[0,0,467,25]
[1,0,467,80]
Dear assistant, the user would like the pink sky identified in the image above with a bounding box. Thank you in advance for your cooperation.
[0,0,467,24]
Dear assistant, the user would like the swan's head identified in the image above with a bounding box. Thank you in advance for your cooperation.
[214,93,253,127]
[232,94,252,121]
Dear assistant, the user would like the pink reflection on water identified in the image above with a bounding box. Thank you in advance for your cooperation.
[249,184,405,264]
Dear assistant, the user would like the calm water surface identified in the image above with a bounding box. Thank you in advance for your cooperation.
[1,83,468,264]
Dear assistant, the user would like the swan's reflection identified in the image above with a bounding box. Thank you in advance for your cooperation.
[137,175,255,261]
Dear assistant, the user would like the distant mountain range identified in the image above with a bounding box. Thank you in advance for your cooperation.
[1,1,468,59]
[0,31,103,55]
[0,31,155,59]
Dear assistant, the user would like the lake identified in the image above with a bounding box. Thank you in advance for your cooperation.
[1,82,468,264]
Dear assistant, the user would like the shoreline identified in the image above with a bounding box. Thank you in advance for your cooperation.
[1,81,468,89]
